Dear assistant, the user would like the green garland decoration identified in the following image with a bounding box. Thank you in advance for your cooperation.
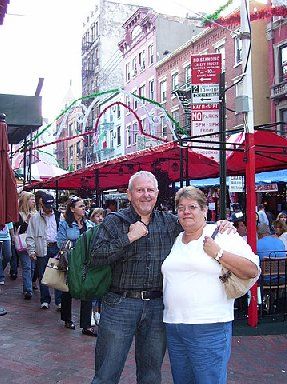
[202,0,234,25]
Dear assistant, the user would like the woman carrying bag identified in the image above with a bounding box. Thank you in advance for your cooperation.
[14,192,36,300]
[57,196,96,337]
[162,186,260,384]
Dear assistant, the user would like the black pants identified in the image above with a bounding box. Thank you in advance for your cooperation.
[61,291,92,329]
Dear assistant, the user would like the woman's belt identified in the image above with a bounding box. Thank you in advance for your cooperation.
[110,289,163,300]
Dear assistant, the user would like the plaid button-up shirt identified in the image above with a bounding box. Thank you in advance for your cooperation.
[91,206,182,291]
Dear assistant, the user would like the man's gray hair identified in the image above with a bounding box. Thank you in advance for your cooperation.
[128,171,158,191]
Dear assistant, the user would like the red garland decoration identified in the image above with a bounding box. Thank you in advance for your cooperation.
[204,5,287,27]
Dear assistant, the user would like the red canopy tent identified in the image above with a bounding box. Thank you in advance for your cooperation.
[24,141,220,191]
[226,130,287,174]
[0,114,18,227]
[24,131,287,192]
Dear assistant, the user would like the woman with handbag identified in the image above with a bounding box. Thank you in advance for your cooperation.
[161,186,260,384]
[14,192,36,300]
[57,196,96,337]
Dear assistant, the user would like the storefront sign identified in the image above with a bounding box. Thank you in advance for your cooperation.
[255,183,278,192]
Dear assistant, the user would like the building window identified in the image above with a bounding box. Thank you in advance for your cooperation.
[110,130,114,148]
[117,104,121,119]
[95,21,99,37]
[133,122,138,144]
[234,35,242,65]
[172,109,180,129]
[91,23,95,41]
[139,84,146,103]
[148,44,154,65]
[127,125,131,146]
[76,141,81,158]
[68,122,73,136]
[279,109,287,136]
[140,117,146,131]
[125,95,131,114]
[215,45,226,72]
[185,64,191,85]
[160,116,167,137]
[139,50,146,71]
[126,62,131,82]
[69,146,73,160]
[279,44,287,83]
[160,80,167,103]
[149,79,154,100]
[132,57,137,77]
[171,72,179,91]
[117,125,121,146]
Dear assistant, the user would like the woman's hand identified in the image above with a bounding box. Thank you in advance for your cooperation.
[203,236,221,259]
[216,220,236,234]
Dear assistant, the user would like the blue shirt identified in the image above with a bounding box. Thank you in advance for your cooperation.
[0,222,13,241]
[57,219,94,247]
[257,236,286,261]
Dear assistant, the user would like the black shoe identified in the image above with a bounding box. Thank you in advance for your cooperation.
[32,284,38,290]
[64,321,75,330]
[82,328,97,337]
[10,274,17,280]
[24,292,32,300]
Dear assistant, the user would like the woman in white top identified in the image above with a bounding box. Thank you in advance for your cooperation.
[161,186,259,384]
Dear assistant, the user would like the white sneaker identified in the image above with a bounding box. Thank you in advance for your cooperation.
[40,302,49,309]
[94,312,100,325]
[0,281,4,285]
[91,312,95,326]
[56,303,61,311]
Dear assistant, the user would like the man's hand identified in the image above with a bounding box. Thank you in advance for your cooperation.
[216,220,236,234]
[127,221,148,243]
[30,252,37,261]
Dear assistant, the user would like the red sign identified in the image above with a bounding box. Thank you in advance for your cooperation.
[191,54,221,85]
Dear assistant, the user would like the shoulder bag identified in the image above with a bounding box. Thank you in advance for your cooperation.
[211,228,259,299]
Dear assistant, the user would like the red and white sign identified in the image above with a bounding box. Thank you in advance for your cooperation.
[191,104,219,161]
[191,54,222,161]
[191,54,221,85]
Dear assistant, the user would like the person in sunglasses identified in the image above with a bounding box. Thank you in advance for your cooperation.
[57,196,96,337]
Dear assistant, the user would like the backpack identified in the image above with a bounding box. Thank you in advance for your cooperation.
[67,212,133,300]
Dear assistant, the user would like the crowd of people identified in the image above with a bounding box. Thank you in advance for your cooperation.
[0,171,286,383]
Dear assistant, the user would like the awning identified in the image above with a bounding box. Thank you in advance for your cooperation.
[226,130,287,174]
[23,131,287,192]
[24,141,220,190]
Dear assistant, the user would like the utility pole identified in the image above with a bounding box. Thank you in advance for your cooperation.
[240,0,258,327]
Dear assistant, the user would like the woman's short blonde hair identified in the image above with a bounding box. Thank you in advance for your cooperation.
[175,186,207,209]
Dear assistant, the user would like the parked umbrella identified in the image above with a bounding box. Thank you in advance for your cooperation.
[0,113,18,228]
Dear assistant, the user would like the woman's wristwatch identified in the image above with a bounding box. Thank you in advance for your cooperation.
[215,248,224,262]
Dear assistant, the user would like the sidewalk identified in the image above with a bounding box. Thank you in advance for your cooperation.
[0,273,287,384]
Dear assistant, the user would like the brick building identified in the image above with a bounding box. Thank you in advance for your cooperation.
[118,7,203,154]
[155,16,271,158]
[267,14,287,135]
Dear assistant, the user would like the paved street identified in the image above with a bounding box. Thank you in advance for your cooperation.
[0,273,287,384]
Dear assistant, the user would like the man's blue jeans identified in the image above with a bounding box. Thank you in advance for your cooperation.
[166,321,232,384]
[19,250,35,294]
[36,244,62,305]
[91,292,166,384]
[0,240,12,282]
